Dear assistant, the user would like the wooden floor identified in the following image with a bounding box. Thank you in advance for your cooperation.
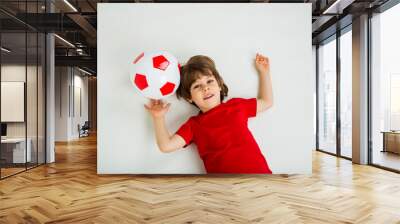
[373,151,400,171]
[1,135,400,223]
[0,167,26,178]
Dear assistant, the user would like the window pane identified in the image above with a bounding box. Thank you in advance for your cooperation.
[371,3,400,171]
[318,37,337,154]
[340,29,352,158]
[27,31,38,169]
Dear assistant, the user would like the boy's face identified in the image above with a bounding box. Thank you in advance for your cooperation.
[188,74,222,112]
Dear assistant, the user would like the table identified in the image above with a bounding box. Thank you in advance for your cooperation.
[381,131,400,154]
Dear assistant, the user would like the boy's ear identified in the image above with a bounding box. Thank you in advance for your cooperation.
[185,96,193,103]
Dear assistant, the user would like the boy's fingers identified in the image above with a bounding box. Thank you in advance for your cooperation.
[150,99,157,105]
[162,102,170,108]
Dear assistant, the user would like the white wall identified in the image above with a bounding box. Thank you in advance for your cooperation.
[98,3,313,174]
[72,73,89,138]
[1,65,39,138]
[55,67,69,141]
[312,45,316,139]
[55,67,89,141]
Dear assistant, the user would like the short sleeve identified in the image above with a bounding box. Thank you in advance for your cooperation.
[175,118,194,147]
[229,98,257,118]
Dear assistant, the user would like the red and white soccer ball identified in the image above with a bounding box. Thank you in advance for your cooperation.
[130,51,180,99]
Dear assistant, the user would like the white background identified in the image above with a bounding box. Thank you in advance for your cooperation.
[98,3,313,174]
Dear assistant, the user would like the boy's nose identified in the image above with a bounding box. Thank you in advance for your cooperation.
[202,86,210,92]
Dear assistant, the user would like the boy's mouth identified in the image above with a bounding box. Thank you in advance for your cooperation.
[203,94,214,100]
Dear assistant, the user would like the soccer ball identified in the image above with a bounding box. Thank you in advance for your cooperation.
[130,51,180,99]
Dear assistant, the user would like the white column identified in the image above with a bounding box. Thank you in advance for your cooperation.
[352,14,369,164]
[46,33,55,163]
[45,0,55,163]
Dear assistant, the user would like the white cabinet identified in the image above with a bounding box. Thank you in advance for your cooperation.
[1,82,25,122]
[1,138,32,163]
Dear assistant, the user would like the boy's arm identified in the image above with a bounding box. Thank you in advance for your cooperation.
[152,117,186,153]
[255,53,273,113]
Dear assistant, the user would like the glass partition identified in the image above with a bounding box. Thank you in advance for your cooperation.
[38,32,45,165]
[0,1,46,179]
[1,31,28,177]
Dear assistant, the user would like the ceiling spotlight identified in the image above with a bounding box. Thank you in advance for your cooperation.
[78,67,93,76]
[322,0,354,15]
[54,34,75,48]
[1,47,11,53]
[63,0,78,12]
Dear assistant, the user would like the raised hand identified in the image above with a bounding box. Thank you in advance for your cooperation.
[144,99,171,118]
[255,53,270,76]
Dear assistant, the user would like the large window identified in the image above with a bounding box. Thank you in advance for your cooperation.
[317,27,353,159]
[318,37,337,154]
[371,2,400,171]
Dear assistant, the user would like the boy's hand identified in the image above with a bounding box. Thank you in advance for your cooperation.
[255,53,270,76]
[144,99,171,118]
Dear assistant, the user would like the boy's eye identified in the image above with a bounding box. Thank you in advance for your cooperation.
[193,85,200,89]
[207,80,214,84]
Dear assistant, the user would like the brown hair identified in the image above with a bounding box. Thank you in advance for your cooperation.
[176,55,228,105]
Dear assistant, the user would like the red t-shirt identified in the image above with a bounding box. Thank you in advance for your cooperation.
[176,98,272,174]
